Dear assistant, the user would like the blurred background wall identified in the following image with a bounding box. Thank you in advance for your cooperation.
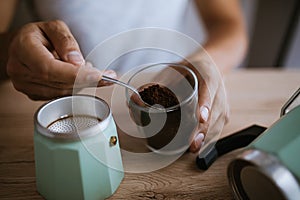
[242,0,299,68]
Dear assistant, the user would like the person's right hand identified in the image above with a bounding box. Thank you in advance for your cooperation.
[6,20,116,100]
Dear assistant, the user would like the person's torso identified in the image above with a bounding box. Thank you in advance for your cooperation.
[33,0,206,74]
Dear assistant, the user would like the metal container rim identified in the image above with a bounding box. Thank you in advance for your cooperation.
[34,95,111,141]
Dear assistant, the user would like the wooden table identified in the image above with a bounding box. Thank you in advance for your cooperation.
[1,69,299,199]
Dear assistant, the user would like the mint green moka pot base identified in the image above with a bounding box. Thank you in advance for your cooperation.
[228,106,300,199]
[34,96,124,200]
[249,105,300,179]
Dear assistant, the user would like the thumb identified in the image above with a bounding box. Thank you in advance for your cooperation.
[39,20,84,66]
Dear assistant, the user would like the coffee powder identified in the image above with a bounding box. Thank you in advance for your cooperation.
[139,84,179,108]
[128,84,182,150]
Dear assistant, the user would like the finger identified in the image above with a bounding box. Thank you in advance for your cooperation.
[39,20,84,66]
[10,53,116,91]
[82,62,117,87]
[12,80,73,100]
[7,58,72,89]
[189,77,211,152]
[189,132,205,153]
[11,53,79,89]
[8,21,116,100]
[73,68,117,88]
[11,24,80,86]
[98,70,118,87]
[13,41,110,89]
[179,60,212,122]
[198,78,211,123]
[6,58,32,81]
[190,106,210,153]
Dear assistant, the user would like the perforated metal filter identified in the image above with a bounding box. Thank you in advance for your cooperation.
[47,115,101,134]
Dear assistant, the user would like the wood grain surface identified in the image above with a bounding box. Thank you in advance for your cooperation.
[0,69,299,200]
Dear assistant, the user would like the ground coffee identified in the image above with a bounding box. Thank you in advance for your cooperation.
[139,84,179,108]
[129,83,183,151]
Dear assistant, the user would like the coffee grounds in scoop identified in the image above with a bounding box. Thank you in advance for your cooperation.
[139,84,179,108]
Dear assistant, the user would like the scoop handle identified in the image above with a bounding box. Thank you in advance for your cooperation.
[196,124,267,170]
[101,75,140,95]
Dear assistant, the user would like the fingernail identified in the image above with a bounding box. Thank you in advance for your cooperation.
[84,61,93,68]
[86,70,117,82]
[103,70,117,79]
[200,106,209,122]
[86,69,102,82]
[67,51,84,65]
[195,133,204,143]
[194,133,205,148]
[86,73,100,82]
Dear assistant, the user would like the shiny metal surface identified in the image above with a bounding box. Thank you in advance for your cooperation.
[34,95,111,140]
[47,115,101,133]
[102,75,140,96]
[228,149,300,200]
[280,87,300,116]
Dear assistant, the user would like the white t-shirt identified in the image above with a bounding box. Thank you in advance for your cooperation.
[33,0,206,74]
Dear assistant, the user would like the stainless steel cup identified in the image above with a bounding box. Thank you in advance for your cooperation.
[34,95,124,200]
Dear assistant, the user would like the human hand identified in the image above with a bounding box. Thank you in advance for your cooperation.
[142,61,228,153]
[182,59,229,153]
[6,20,116,100]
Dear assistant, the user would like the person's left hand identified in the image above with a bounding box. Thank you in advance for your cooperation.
[152,60,228,153]
[181,59,229,153]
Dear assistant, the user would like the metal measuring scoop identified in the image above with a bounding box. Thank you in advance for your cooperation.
[101,75,148,107]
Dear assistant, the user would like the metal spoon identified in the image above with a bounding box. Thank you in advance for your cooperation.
[101,75,147,106]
